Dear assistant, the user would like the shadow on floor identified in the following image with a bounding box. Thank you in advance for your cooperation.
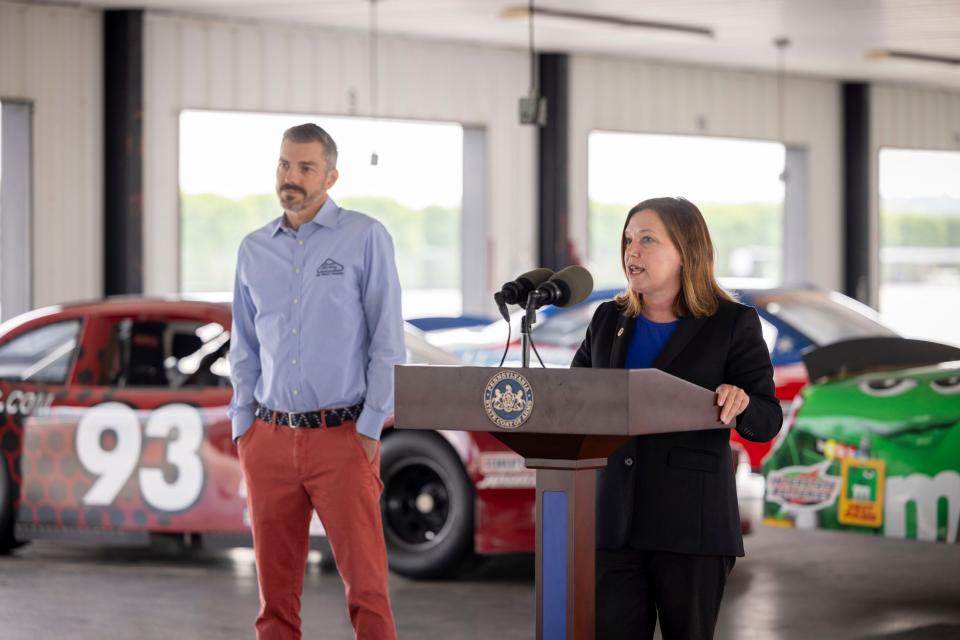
[861,624,960,640]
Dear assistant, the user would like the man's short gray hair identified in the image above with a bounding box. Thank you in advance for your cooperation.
[283,123,338,169]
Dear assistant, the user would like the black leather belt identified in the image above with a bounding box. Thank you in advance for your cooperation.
[255,402,364,429]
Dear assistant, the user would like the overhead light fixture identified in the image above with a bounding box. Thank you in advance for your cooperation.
[774,36,790,182]
[369,0,380,165]
[518,0,547,126]
[501,5,713,38]
[866,49,960,66]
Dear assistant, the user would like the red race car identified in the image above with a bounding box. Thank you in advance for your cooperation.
[0,298,533,578]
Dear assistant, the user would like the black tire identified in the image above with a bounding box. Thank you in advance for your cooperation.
[380,431,474,579]
[0,457,16,555]
[317,551,338,574]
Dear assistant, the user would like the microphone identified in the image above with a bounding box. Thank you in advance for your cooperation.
[498,268,555,306]
[529,266,594,309]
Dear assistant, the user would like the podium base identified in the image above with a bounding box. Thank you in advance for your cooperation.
[531,458,605,640]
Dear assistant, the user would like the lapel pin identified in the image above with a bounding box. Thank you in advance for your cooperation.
[617,328,624,337]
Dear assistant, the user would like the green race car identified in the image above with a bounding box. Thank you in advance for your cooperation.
[763,337,960,543]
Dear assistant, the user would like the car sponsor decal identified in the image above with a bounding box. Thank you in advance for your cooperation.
[838,458,885,528]
[477,452,535,489]
[815,438,864,461]
[0,389,54,416]
[765,461,841,511]
[885,471,960,543]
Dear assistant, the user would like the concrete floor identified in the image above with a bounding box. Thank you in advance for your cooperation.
[1,524,959,640]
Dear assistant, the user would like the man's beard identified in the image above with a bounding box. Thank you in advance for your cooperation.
[278,185,307,211]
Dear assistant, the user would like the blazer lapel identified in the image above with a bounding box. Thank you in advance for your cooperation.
[609,311,635,368]
[651,314,709,370]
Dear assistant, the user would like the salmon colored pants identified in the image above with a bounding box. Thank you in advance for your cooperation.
[238,418,397,640]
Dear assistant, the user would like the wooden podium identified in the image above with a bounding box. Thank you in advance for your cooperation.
[395,366,724,640]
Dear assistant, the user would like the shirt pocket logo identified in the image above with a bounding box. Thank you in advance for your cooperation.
[317,258,345,276]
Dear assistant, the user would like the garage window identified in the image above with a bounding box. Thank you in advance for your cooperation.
[879,148,960,347]
[0,100,34,322]
[178,110,466,317]
[588,132,786,289]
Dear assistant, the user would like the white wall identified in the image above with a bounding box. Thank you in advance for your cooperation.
[142,13,536,301]
[0,1,102,308]
[569,54,842,291]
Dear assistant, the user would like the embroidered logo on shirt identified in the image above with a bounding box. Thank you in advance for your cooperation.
[317,259,345,276]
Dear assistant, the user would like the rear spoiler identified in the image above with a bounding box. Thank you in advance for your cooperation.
[802,337,960,382]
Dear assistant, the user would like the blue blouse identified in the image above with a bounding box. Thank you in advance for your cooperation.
[624,314,680,369]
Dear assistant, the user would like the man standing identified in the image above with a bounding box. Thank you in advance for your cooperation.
[229,123,404,639]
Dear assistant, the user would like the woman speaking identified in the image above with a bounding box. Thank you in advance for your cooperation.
[572,197,782,640]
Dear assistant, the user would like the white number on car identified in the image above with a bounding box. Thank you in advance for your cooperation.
[76,402,205,511]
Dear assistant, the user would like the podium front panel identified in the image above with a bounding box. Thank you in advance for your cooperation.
[396,366,631,435]
[396,366,723,438]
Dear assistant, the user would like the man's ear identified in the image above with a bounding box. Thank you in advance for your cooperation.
[325,168,339,190]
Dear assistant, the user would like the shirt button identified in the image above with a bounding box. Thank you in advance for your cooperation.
[292,359,297,365]
[293,298,299,304]
[624,457,634,467]
[293,389,299,396]
[298,240,304,245]
[294,267,300,273]
[292,328,298,335]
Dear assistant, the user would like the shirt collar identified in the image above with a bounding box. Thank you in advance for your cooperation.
[313,196,341,229]
[271,196,340,237]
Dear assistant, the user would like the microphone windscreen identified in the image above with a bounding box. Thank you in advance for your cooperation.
[550,266,594,307]
[501,267,556,305]
[515,268,555,289]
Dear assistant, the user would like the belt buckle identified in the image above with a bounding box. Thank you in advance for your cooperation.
[288,412,298,428]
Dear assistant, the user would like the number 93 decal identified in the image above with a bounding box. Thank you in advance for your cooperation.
[75,402,205,512]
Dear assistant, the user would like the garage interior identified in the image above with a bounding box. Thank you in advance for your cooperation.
[1,0,959,638]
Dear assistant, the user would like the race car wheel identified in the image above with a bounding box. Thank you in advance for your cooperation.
[380,431,473,579]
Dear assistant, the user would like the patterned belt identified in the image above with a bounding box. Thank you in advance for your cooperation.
[255,402,364,429]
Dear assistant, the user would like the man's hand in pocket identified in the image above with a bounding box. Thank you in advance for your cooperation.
[356,433,378,462]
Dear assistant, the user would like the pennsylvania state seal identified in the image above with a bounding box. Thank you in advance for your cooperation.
[483,371,534,430]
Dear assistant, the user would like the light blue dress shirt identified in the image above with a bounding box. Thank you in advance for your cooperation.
[228,196,405,442]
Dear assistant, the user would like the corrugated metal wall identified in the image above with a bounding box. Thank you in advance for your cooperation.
[873,85,960,152]
[142,13,536,297]
[569,54,842,291]
[0,1,102,307]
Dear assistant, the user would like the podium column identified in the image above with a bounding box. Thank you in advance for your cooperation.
[527,457,606,640]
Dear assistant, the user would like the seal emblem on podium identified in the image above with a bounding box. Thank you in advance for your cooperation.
[483,370,534,429]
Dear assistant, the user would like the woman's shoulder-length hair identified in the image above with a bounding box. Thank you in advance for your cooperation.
[615,196,735,319]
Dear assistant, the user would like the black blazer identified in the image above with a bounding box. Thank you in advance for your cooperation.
[571,297,782,557]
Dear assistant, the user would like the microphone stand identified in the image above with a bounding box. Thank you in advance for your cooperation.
[521,293,540,368]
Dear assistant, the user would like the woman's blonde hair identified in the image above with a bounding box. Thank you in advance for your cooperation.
[615,197,734,319]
